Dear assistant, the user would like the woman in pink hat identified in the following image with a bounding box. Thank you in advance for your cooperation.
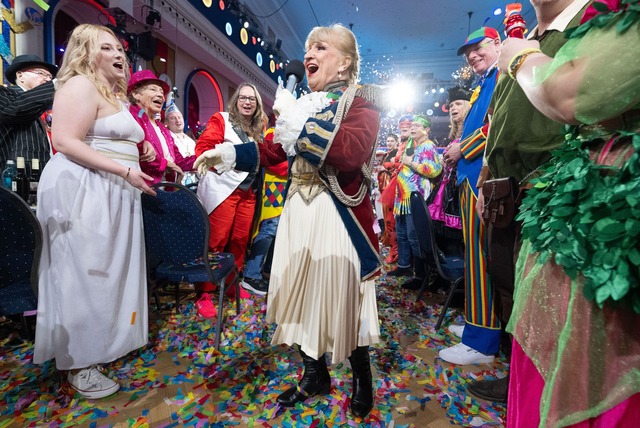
[127,70,194,184]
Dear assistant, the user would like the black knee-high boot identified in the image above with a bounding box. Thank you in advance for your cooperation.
[277,348,331,407]
[348,346,374,418]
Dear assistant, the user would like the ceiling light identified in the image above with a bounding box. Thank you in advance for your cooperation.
[385,81,415,109]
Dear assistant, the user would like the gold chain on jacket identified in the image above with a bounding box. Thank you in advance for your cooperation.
[322,85,378,207]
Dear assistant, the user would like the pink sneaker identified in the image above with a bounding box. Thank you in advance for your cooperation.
[196,293,217,318]
[225,285,252,299]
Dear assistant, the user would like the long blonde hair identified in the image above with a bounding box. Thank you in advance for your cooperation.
[449,100,471,140]
[55,24,129,107]
[228,83,266,142]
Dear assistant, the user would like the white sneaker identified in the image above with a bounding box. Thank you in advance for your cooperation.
[68,366,120,399]
[448,324,465,338]
[438,342,495,365]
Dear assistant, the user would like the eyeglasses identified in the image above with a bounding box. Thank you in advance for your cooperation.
[238,95,257,103]
[462,39,494,59]
[25,69,53,80]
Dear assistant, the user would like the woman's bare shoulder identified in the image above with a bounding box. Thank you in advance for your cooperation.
[58,75,99,96]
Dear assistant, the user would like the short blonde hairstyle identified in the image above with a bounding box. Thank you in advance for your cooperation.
[56,24,129,107]
[305,24,360,84]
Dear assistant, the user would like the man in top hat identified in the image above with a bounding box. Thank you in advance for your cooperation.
[438,26,502,366]
[0,54,58,170]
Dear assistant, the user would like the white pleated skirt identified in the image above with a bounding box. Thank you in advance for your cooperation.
[266,191,380,364]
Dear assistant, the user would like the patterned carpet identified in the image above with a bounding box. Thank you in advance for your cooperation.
[0,271,507,427]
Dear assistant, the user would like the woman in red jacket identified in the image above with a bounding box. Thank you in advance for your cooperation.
[194,83,267,317]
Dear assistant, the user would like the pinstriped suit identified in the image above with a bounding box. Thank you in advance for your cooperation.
[0,81,55,170]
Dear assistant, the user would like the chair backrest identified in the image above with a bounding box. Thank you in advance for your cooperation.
[410,191,436,261]
[0,187,42,296]
[141,182,209,268]
[410,191,457,280]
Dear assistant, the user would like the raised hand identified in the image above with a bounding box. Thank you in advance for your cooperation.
[194,147,223,176]
[272,83,297,116]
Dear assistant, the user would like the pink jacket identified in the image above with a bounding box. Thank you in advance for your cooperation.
[129,103,195,184]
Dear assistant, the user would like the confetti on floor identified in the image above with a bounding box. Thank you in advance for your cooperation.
[1,265,507,427]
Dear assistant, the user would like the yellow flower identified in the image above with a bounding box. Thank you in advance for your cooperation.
[469,85,481,106]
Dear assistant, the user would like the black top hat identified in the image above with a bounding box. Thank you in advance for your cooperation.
[448,86,472,103]
[5,54,59,85]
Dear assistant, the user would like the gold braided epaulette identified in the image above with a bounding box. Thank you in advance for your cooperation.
[355,84,389,112]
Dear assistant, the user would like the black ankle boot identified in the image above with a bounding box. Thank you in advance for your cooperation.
[277,349,331,407]
[467,376,509,403]
[348,346,374,418]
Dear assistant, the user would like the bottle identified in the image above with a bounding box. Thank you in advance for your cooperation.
[504,3,527,39]
[15,157,30,202]
[28,158,41,206]
[1,159,17,191]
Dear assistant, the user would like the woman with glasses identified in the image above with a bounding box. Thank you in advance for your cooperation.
[193,83,267,317]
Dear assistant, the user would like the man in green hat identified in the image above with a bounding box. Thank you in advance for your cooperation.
[439,26,502,366]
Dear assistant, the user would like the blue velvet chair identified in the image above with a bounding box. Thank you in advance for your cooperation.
[0,187,41,336]
[141,182,238,349]
[410,191,464,330]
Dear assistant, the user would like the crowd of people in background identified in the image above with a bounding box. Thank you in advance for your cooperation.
[1,0,639,425]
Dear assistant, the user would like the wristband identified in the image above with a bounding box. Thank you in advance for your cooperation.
[508,48,542,80]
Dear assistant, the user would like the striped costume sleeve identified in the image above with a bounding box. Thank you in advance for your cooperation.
[296,117,337,169]
[460,123,488,162]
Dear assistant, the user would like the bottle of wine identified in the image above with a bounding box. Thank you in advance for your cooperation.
[1,159,17,191]
[28,158,41,206]
[15,157,30,202]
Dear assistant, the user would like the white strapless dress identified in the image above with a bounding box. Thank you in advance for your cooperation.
[34,106,148,370]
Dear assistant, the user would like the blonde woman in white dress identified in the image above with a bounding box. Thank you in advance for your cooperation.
[34,24,155,399]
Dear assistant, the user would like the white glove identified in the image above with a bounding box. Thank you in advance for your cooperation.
[272,84,297,117]
[274,90,331,156]
[193,142,237,175]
